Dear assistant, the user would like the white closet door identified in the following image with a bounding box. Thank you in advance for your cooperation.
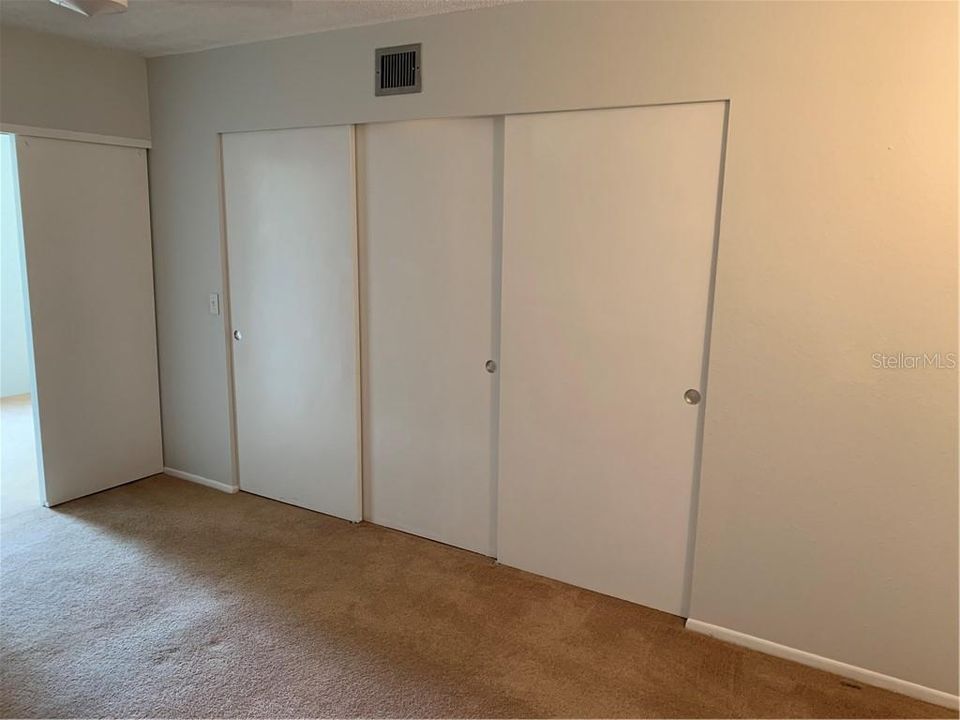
[222,126,361,521]
[15,136,162,506]
[359,118,497,555]
[498,103,726,614]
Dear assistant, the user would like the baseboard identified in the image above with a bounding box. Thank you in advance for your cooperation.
[685,619,958,710]
[162,467,238,495]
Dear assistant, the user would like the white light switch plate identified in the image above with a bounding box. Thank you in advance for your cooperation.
[208,293,220,316]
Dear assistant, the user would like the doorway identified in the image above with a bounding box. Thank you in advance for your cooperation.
[0,132,41,518]
[8,134,161,508]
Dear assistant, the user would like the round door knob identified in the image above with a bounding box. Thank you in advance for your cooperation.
[485,360,497,373]
[683,388,702,405]
[233,330,242,341]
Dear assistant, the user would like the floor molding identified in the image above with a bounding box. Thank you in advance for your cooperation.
[163,467,238,495]
[685,619,958,710]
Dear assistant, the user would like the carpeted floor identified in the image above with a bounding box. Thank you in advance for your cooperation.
[0,475,954,719]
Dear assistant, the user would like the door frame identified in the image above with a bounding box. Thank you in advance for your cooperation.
[14,134,163,506]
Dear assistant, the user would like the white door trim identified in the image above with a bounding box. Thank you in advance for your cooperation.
[1,124,151,149]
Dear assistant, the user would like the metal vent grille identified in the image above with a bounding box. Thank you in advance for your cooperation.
[375,44,421,96]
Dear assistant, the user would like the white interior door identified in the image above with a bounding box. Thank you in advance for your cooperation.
[222,126,361,521]
[497,103,726,614]
[15,136,162,506]
[358,118,497,555]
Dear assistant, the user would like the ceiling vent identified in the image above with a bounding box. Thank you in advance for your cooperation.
[375,44,421,96]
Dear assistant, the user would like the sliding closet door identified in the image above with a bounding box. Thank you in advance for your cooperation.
[498,103,726,614]
[222,126,361,521]
[16,136,162,506]
[359,118,497,555]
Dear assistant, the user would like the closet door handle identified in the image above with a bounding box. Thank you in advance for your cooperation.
[233,330,243,341]
[485,360,497,373]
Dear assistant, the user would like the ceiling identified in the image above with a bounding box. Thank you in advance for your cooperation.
[0,0,516,57]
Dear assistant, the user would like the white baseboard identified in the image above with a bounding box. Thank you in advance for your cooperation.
[685,619,958,710]
[163,467,238,495]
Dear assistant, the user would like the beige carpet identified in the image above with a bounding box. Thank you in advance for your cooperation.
[0,475,953,719]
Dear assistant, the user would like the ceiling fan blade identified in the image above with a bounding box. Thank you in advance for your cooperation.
[49,0,128,18]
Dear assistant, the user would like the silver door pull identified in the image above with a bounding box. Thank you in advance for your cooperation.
[485,360,497,373]
[233,330,242,341]
[683,388,701,405]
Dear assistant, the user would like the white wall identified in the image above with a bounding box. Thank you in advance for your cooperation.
[0,134,30,397]
[0,25,149,141]
[146,1,958,695]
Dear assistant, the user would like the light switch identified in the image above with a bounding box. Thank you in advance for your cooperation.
[208,293,220,316]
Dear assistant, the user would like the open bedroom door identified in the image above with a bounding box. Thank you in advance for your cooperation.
[15,135,162,506]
